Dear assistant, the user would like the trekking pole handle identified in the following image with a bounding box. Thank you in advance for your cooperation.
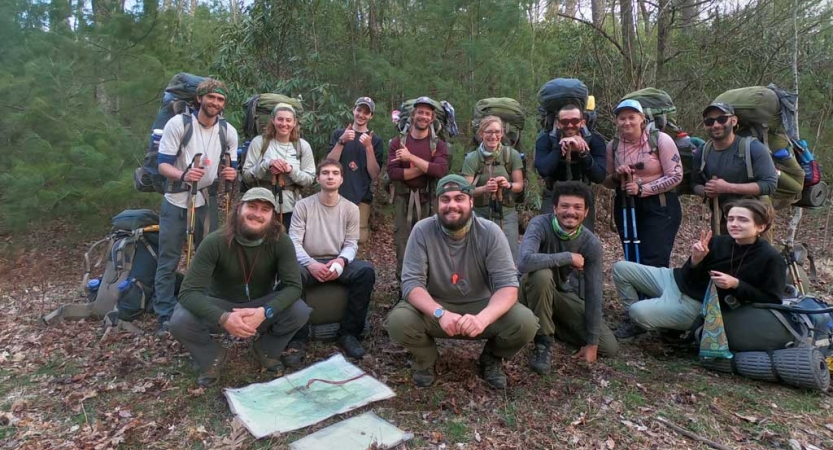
[190,153,203,192]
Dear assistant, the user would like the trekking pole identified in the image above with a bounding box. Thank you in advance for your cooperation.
[620,174,631,262]
[627,186,641,264]
[185,153,203,269]
[224,153,233,222]
[271,173,285,225]
[496,186,505,229]
[565,146,573,181]
[710,176,721,236]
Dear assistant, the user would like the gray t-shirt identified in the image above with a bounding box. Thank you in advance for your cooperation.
[517,214,604,345]
[401,215,519,305]
[691,136,777,204]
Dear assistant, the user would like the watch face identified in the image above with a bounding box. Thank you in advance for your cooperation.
[265,307,274,319]
[433,308,444,318]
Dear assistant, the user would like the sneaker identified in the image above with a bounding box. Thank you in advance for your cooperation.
[338,335,366,359]
[252,343,285,374]
[282,339,307,369]
[614,316,647,339]
[196,347,227,388]
[479,351,507,389]
[412,367,435,388]
[529,335,553,375]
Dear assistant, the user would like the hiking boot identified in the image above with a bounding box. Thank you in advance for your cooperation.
[282,339,307,369]
[614,315,647,339]
[196,347,227,388]
[412,367,436,388]
[252,343,285,374]
[529,335,553,375]
[479,351,507,389]
[155,318,171,338]
[338,335,366,359]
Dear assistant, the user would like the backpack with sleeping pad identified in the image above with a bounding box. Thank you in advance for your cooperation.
[471,98,528,204]
[42,210,177,331]
[537,78,588,132]
[613,88,698,195]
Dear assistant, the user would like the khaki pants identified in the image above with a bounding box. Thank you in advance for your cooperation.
[521,270,618,356]
[385,299,538,370]
[393,194,430,284]
[611,261,702,331]
[359,202,371,244]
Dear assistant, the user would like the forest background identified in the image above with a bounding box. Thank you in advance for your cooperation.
[1,0,832,233]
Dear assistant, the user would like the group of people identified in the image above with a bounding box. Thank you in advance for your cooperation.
[151,78,788,389]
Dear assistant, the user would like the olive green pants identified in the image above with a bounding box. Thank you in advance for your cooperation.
[385,299,538,370]
[393,193,431,285]
[521,269,618,356]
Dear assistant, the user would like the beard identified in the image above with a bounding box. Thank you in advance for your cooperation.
[439,205,472,231]
[238,214,268,241]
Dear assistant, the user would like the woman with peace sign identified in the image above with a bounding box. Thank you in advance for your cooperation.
[611,198,786,340]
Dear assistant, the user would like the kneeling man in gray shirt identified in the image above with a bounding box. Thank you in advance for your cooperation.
[386,174,538,389]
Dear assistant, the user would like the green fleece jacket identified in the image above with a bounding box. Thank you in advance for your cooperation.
[178,230,302,324]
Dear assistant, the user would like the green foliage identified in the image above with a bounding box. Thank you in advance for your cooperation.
[2,0,832,233]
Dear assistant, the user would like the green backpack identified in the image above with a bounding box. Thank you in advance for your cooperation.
[471,98,526,151]
[242,93,304,139]
[714,86,805,205]
[469,147,527,207]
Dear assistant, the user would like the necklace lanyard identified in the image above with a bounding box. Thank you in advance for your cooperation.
[198,117,216,161]
[730,244,752,278]
[237,246,262,301]
[446,234,468,285]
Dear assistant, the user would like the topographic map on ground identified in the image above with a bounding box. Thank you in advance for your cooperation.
[224,353,396,438]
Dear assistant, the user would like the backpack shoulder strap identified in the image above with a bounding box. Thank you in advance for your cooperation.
[701,140,714,173]
[472,150,487,187]
[648,129,660,154]
[219,118,229,154]
[611,135,621,168]
[740,137,754,180]
[178,113,194,157]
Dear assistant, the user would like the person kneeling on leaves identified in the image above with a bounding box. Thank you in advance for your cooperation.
[612,198,785,340]
[170,188,309,387]
[519,181,618,375]
[385,175,538,389]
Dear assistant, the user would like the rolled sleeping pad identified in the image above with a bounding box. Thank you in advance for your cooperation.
[702,347,830,392]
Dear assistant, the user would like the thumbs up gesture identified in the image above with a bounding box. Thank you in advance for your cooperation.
[340,124,355,144]
[359,130,374,150]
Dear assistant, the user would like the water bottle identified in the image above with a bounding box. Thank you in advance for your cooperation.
[86,278,101,303]
[151,129,163,152]
[772,148,792,161]
[674,131,692,151]
[117,278,145,320]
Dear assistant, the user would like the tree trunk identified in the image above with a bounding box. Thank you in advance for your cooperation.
[49,0,72,33]
[680,0,698,31]
[564,0,579,18]
[190,0,197,16]
[621,0,637,88]
[655,0,670,84]
[229,0,238,23]
[162,0,172,11]
[591,0,605,27]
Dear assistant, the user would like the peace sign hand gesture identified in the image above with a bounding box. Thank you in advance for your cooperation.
[691,230,712,267]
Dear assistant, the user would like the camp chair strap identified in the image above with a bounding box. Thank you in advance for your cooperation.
[82,236,114,291]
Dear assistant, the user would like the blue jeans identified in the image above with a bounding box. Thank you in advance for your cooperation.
[154,198,206,321]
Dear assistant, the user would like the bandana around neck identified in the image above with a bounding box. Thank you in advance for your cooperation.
[441,217,473,240]
[478,142,502,159]
[552,215,583,241]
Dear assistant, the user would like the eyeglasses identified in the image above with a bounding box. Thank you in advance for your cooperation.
[482,130,502,136]
[558,118,583,127]
[703,115,733,127]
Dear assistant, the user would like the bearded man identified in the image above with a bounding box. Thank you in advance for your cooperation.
[170,188,309,387]
[385,175,538,389]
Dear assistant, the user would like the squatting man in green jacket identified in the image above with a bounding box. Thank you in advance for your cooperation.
[386,175,538,389]
[170,188,310,387]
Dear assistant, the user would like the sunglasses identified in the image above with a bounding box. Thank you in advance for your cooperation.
[703,115,733,127]
[482,130,502,136]
[558,118,583,127]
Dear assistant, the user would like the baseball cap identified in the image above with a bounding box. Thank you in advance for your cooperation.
[354,96,375,113]
[436,174,473,197]
[613,99,644,115]
[413,96,436,110]
[240,187,277,209]
[702,102,735,117]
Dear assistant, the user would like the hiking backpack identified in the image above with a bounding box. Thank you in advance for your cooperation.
[393,97,460,147]
[537,78,588,132]
[468,147,527,207]
[134,73,206,194]
[713,85,810,207]
[614,88,698,196]
[471,98,526,150]
[42,210,161,327]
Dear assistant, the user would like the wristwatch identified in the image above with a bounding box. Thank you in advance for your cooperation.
[433,307,445,319]
[263,306,275,319]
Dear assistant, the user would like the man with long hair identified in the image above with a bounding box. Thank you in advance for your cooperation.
[154,78,239,336]
[170,188,309,387]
